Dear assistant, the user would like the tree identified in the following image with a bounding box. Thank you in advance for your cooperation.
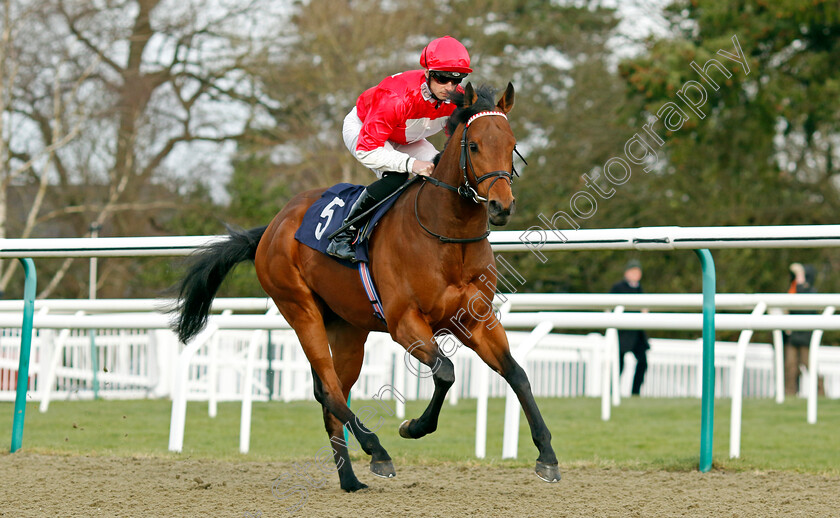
[0,0,93,293]
[0,0,291,298]
[618,0,840,294]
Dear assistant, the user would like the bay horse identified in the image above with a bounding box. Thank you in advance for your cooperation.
[171,83,561,491]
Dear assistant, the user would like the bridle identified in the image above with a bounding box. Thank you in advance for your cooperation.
[422,110,523,203]
[416,110,525,243]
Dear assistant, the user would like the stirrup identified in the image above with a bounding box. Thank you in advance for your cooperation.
[325,187,379,262]
[326,226,358,261]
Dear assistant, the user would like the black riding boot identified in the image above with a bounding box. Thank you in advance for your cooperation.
[326,172,409,262]
[326,188,378,262]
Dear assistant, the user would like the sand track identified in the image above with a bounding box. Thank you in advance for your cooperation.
[1,453,838,517]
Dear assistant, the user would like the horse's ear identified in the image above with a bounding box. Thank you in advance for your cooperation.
[496,82,515,114]
[463,82,478,108]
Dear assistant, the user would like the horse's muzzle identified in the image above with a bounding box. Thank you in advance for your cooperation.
[488,199,515,226]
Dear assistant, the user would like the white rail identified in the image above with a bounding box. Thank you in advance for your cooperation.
[0,298,273,313]
[0,236,223,258]
[1,292,835,313]
[0,225,838,259]
[3,293,838,459]
[490,225,840,251]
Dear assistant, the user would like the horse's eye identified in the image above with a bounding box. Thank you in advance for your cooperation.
[469,142,478,152]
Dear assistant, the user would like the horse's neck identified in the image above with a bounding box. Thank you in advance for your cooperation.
[423,160,487,237]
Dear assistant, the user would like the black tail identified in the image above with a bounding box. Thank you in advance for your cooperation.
[170,225,268,343]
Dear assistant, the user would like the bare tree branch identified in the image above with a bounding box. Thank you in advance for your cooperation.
[56,0,123,74]
[36,200,183,223]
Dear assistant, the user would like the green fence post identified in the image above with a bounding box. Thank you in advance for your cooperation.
[11,258,37,453]
[694,249,716,473]
[344,392,351,443]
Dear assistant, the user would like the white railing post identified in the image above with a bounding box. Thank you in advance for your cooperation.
[281,340,294,403]
[146,329,159,394]
[395,347,406,419]
[39,310,79,413]
[771,328,785,403]
[602,327,617,421]
[239,330,266,454]
[476,301,511,458]
[768,306,785,404]
[166,330,181,398]
[207,332,219,418]
[207,309,231,418]
[474,362,490,459]
[502,320,553,459]
[729,302,766,459]
[584,333,601,397]
[36,328,54,405]
[807,306,834,424]
[240,307,278,453]
[117,329,130,385]
[168,322,218,452]
[448,336,459,407]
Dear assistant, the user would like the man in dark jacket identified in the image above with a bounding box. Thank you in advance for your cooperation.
[785,263,818,396]
[610,260,650,396]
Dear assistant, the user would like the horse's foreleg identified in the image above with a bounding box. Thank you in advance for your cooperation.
[471,326,561,483]
[393,311,455,440]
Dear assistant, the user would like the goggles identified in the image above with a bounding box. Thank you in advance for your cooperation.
[429,70,466,85]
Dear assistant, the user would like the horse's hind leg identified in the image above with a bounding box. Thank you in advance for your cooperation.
[469,324,561,482]
[276,299,395,482]
[310,321,372,492]
[392,311,455,440]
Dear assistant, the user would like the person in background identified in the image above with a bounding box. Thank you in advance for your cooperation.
[610,259,650,396]
[784,262,820,396]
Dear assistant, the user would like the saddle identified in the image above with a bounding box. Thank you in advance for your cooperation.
[294,183,405,265]
[294,183,407,323]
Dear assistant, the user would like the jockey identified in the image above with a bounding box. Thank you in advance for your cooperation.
[326,35,472,261]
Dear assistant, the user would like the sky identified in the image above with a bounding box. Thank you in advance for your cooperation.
[607,0,673,61]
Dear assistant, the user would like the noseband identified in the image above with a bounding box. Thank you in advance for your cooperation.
[416,110,525,243]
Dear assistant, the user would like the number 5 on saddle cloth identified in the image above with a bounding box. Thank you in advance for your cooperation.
[294,182,409,324]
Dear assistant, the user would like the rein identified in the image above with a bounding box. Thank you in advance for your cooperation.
[413,181,490,243]
[415,110,523,243]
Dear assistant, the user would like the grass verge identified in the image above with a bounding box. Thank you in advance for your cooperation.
[1,397,837,474]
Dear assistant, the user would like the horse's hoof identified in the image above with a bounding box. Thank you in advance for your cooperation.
[535,461,561,482]
[341,480,369,492]
[370,460,396,478]
[399,419,416,439]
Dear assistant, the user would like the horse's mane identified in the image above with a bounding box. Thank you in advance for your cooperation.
[445,84,498,135]
[434,84,498,166]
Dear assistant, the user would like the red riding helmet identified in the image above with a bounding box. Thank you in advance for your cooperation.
[419,36,472,75]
